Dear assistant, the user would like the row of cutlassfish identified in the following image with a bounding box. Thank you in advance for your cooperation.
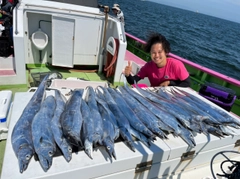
[11,74,240,173]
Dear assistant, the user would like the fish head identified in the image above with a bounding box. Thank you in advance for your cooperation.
[103,139,116,160]
[181,128,196,147]
[84,139,93,159]
[37,147,55,172]
[38,154,52,172]
[61,141,72,162]
[17,146,34,173]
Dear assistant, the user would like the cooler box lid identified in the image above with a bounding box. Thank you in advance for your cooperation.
[49,79,108,89]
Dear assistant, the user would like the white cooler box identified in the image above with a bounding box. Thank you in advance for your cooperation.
[1,88,240,179]
[49,79,108,90]
[0,90,12,140]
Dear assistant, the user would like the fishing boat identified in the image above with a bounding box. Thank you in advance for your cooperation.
[0,0,240,178]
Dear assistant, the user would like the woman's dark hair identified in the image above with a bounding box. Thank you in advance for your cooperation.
[144,33,171,54]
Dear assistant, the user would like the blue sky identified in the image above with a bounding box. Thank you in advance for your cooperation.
[150,0,240,23]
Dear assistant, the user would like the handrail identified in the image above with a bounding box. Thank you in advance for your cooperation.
[14,1,20,35]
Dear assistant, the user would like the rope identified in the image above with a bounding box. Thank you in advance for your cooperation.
[104,38,119,78]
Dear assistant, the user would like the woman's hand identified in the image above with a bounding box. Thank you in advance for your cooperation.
[124,61,132,77]
[159,81,170,87]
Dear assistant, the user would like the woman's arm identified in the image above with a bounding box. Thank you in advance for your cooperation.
[169,76,191,87]
[126,74,142,85]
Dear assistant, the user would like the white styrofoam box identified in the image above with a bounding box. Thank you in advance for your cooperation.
[164,128,240,161]
[96,144,240,179]
[157,152,240,179]
[49,79,108,90]
[2,87,240,179]
[149,144,238,178]
[97,148,240,179]
[96,169,136,179]
[153,148,240,179]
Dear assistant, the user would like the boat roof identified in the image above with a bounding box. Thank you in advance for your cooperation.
[45,0,98,7]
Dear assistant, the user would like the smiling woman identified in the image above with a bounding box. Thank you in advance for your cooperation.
[124,32,191,87]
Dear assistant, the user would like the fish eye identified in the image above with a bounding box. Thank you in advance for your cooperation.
[68,147,72,152]
[26,155,31,160]
[107,146,111,150]
[49,151,53,156]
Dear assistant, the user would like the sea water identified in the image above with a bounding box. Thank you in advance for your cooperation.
[99,0,240,80]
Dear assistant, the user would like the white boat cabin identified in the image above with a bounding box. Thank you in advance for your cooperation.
[0,0,127,85]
